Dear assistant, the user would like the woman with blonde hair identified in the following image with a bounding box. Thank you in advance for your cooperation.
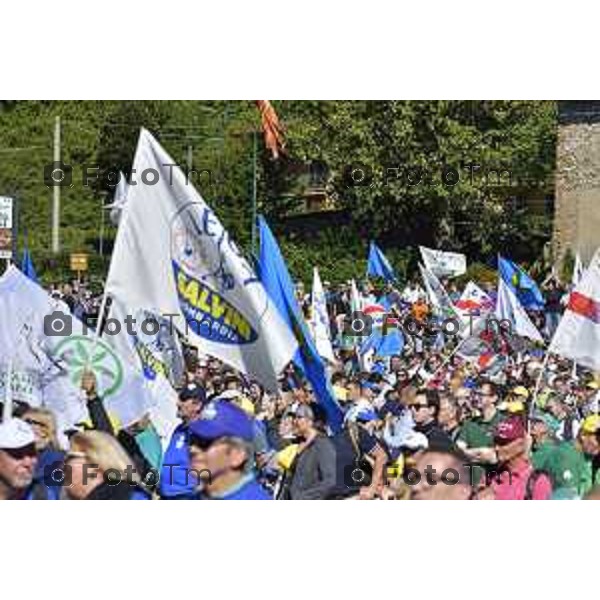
[22,407,64,500]
[64,431,151,500]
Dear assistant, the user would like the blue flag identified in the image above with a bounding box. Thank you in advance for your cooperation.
[359,328,404,357]
[20,246,38,283]
[498,255,544,311]
[257,216,343,431]
[367,242,396,281]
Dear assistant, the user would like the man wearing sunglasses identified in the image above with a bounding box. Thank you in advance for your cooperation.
[409,388,454,453]
[0,418,38,500]
[189,401,271,500]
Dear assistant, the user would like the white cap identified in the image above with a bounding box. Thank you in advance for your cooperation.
[0,419,36,450]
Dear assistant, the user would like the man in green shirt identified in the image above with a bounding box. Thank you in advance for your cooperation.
[457,382,503,462]
[531,410,588,499]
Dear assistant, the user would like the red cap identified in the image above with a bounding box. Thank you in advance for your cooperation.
[494,415,525,444]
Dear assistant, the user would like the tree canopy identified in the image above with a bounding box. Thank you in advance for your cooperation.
[0,100,557,284]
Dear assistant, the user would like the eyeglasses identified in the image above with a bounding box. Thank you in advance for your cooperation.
[410,403,429,410]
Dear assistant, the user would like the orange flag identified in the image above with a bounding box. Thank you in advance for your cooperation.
[256,100,286,159]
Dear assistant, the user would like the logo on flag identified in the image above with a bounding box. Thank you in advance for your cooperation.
[51,335,124,397]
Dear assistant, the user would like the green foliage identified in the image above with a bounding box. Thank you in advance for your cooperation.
[279,100,556,263]
[0,101,557,285]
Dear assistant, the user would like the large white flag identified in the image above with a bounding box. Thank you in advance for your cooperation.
[495,276,543,343]
[105,129,297,391]
[419,246,466,278]
[310,267,335,364]
[0,266,150,433]
[551,248,600,370]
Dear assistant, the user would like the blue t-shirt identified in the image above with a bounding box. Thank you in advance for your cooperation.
[159,424,197,499]
[199,475,271,500]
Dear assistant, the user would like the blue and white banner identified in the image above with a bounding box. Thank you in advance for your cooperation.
[105,129,297,391]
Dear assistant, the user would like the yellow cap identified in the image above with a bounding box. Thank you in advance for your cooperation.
[512,386,530,398]
[586,381,600,390]
[499,400,525,413]
[581,415,600,435]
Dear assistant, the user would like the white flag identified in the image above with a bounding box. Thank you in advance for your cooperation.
[551,248,600,370]
[419,263,456,316]
[350,279,363,313]
[455,281,493,313]
[419,246,467,278]
[310,268,335,364]
[105,129,297,391]
[0,266,151,433]
[495,276,543,343]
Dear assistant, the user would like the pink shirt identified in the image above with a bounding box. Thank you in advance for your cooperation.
[491,458,552,500]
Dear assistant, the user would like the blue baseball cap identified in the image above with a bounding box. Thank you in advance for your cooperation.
[189,401,254,442]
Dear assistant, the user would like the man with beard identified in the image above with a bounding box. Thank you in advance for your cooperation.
[0,419,38,500]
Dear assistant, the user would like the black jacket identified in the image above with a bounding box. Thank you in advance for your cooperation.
[416,420,456,453]
[287,434,337,500]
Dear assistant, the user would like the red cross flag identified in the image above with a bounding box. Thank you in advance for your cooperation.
[550,248,600,370]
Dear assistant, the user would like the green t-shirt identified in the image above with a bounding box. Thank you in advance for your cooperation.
[458,412,503,449]
[532,440,589,496]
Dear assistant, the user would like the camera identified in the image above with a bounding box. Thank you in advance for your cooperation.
[343,311,373,337]
[44,160,73,187]
[44,310,72,336]
[43,462,72,487]
[342,163,373,187]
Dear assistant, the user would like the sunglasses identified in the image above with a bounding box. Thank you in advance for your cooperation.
[410,403,429,410]
[190,436,221,451]
[3,444,37,460]
[24,418,50,429]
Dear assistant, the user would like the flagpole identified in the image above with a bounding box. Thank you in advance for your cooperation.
[427,335,469,381]
[528,348,551,432]
[85,287,112,372]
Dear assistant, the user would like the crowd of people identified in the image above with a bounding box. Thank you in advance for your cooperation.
[1,272,599,501]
